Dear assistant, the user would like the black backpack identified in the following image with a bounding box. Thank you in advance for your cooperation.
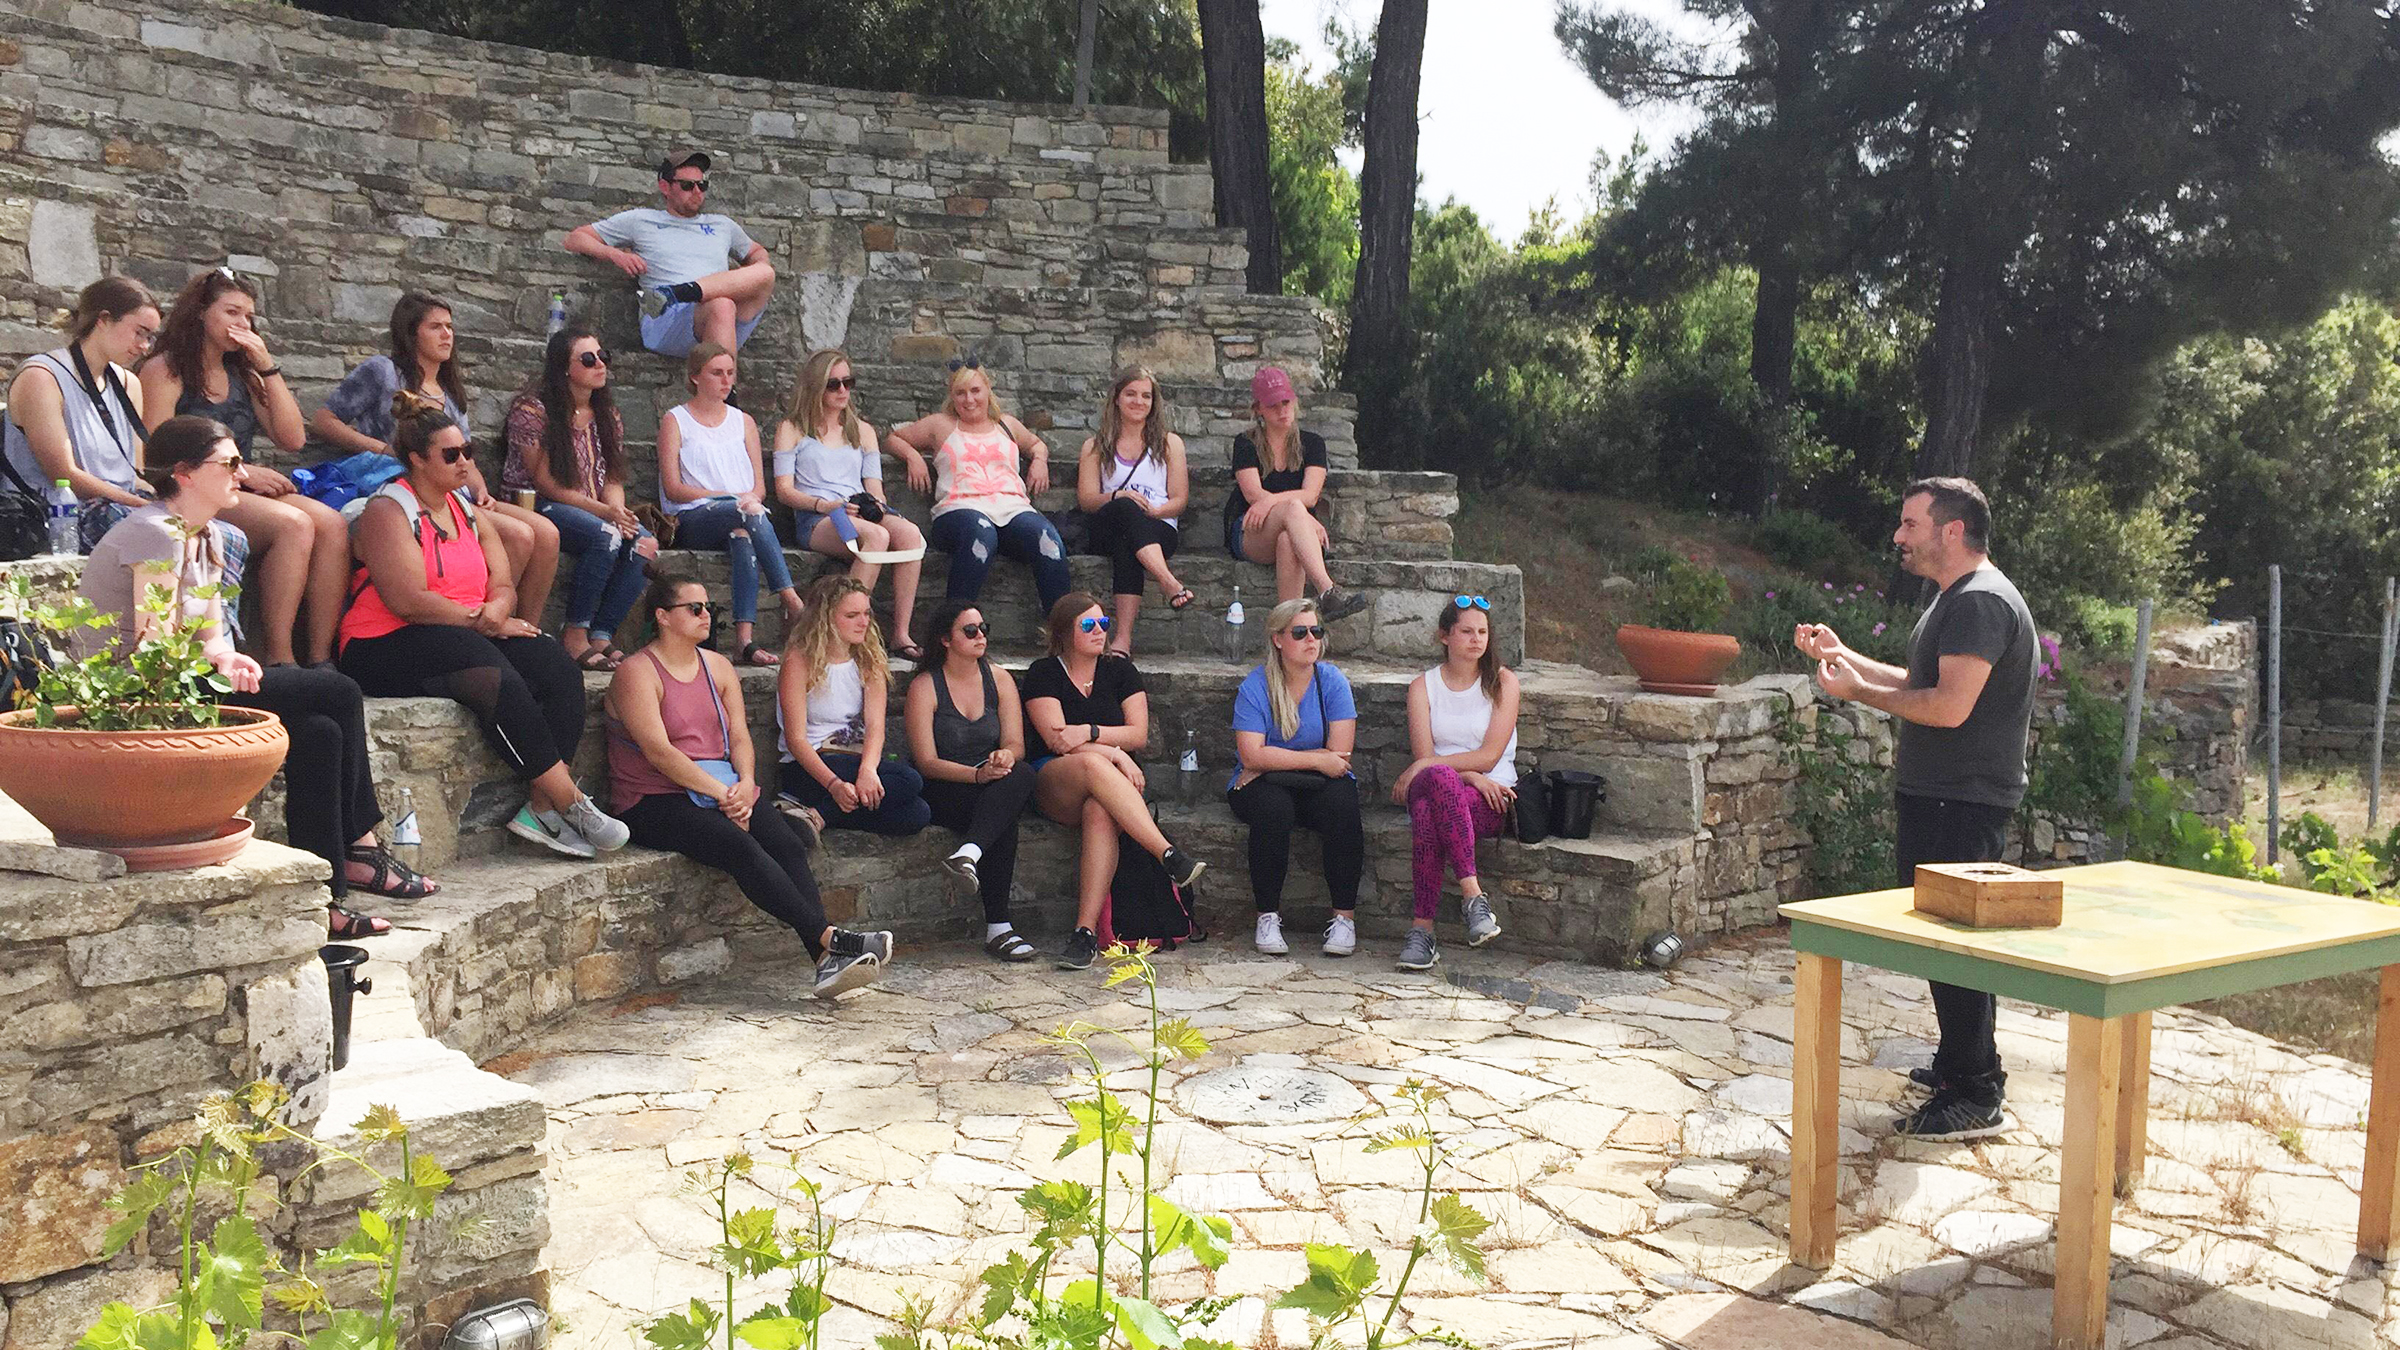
[1109,833,1197,947]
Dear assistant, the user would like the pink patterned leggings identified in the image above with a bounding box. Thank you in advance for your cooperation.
[1407,765,1508,920]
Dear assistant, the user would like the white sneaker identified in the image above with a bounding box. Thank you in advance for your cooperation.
[1254,912,1288,955]
[1323,914,1356,957]
[507,805,595,858]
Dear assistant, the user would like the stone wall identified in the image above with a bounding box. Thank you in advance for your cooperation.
[0,837,333,1344]
[0,0,1353,478]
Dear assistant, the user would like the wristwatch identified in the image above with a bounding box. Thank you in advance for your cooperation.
[1088,722,1099,745]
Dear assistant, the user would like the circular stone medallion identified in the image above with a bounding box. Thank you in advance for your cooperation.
[1178,1065,1368,1125]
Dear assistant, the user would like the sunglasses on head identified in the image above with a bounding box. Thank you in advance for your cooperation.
[1078,616,1112,633]
[667,600,713,616]
[668,177,709,192]
[576,349,610,369]
[1453,594,1489,610]
[1286,624,1326,640]
[955,622,987,639]
[946,357,984,372]
[824,375,856,392]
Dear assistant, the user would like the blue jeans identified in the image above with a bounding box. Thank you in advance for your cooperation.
[674,501,794,624]
[930,508,1070,613]
[537,500,651,641]
[777,753,932,836]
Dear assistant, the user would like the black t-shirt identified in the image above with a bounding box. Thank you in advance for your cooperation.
[1895,563,2038,809]
[1022,654,1146,729]
[1226,430,1328,523]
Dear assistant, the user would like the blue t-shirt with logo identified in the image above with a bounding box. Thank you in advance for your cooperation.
[593,208,758,289]
[1228,661,1356,790]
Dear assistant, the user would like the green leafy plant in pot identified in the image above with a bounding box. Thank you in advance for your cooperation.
[1614,549,1742,694]
[0,566,288,867]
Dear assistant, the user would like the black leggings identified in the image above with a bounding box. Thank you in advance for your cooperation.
[1227,771,1364,913]
[338,626,584,781]
[1896,792,2014,1080]
[1088,497,1179,598]
[621,793,831,958]
[920,763,1039,924]
[225,666,382,901]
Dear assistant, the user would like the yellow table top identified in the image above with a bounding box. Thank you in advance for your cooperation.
[1779,859,2400,987]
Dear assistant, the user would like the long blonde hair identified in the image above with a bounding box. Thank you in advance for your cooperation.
[1089,365,1169,470]
[1248,401,1301,476]
[943,362,1006,422]
[1262,596,1324,740]
[787,575,888,694]
[784,348,867,450]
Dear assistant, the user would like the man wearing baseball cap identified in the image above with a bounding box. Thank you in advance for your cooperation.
[565,149,777,357]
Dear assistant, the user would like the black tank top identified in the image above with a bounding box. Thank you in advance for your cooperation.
[176,354,264,453]
[929,658,1002,765]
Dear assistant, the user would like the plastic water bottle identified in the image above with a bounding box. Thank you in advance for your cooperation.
[1177,729,1201,805]
[1222,584,1246,664]
[391,787,422,874]
[44,479,78,556]
[547,290,568,335]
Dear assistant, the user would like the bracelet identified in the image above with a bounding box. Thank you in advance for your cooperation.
[255,366,283,379]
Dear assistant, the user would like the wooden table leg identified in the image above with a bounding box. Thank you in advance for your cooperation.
[1791,952,1842,1270]
[2055,1013,2122,1350]
[2359,965,2400,1259]
[2115,1010,2151,1197]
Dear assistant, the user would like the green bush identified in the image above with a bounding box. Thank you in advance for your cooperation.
[2057,595,2140,661]
[1757,509,1876,580]
[1733,581,1913,672]
[1635,557,1734,632]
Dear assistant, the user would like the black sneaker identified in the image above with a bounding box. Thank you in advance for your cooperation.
[1908,1066,1943,1091]
[1162,845,1206,891]
[813,929,889,999]
[1057,927,1100,970]
[1893,1084,2006,1140]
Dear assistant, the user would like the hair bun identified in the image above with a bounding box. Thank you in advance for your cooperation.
[391,388,443,422]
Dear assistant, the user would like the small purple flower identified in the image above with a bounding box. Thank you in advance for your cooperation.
[1853,583,1866,592]
[1765,590,1776,600]
[1822,582,1834,590]
[1872,622,1886,636]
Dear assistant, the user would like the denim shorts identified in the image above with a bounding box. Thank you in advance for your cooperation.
[640,300,764,358]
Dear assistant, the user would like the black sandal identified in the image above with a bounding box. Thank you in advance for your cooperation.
[890,642,928,665]
[346,843,438,902]
[738,642,781,668]
[984,929,1037,962]
[327,902,392,939]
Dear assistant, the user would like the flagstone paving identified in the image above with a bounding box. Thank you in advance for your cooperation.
[497,930,2400,1349]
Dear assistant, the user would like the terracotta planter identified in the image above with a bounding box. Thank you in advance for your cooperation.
[0,706,288,862]
[1614,624,1742,695]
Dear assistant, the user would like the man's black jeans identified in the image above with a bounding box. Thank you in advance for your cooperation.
[1896,792,2014,1082]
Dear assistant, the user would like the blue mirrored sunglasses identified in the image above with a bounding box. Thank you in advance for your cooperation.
[1078,616,1112,633]
[1453,594,1489,610]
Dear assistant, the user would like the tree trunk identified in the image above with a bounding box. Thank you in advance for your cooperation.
[1748,251,1801,514]
[1072,0,1100,107]
[1345,0,1431,448]
[1914,257,1999,481]
[1196,0,1282,295]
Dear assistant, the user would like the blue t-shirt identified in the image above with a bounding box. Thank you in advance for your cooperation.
[593,208,758,290]
[323,356,472,444]
[1229,662,1356,790]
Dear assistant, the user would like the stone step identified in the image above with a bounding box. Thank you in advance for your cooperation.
[545,551,1515,664]
[343,798,1691,1063]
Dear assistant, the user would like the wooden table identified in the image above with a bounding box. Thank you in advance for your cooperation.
[1781,860,2400,1350]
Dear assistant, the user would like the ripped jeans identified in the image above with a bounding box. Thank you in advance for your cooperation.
[929,507,1072,613]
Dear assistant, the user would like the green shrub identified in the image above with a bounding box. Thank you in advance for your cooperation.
[2057,595,2139,661]
[1733,581,1913,672]
[1777,700,1895,896]
[1757,509,1875,579]
[1636,557,1734,632]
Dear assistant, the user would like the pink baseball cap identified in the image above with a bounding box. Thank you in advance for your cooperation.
[1250,366,1296,406]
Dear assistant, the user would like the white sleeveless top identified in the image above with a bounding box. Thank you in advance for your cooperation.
[1422,666,1518,788]
[1096,448,1177,529]
[663,403,754,514]
[779,657,868,758]
[4,350,142,498]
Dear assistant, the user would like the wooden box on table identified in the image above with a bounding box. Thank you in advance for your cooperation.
[1912,862,2064,928]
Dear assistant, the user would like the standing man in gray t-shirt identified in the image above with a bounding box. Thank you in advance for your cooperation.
[1795,476,2038,1140]
[565,149,777,358]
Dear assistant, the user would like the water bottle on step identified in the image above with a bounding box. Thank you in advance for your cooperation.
[45,479,78,557]
[392,787,422,872]
[1222,584,1246,663]
[1178,729,1201,806]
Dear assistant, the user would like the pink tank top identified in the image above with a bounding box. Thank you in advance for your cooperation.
[933,424,1031,524]
[608,649,734,811]
[338,490,489,649]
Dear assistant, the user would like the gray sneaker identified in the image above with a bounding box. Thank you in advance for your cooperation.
[814,929,890,999]
[1396,927,1439,971]
[507,805,595,859]
[1463,895,1501,946]
[560,795,630,852]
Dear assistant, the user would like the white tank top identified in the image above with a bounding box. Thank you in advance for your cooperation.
[1096,448,1177,529]
[663,403,755,514]
[1422,666,1518,788]
[779,657,868,758]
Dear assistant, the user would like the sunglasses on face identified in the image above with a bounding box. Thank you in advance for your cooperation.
[1453,594,1489,610]
[956,622,987,639]
[437,445,472,464]
[668,178,708,193]
[200,453,245,471]
[576,349,610,369]
[1078,616,1112,633]
[667,600,713,617]
[1286,625,1326,640]
[824,375,856,392]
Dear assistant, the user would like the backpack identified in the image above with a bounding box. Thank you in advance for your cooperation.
[1104,830,1197,949]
